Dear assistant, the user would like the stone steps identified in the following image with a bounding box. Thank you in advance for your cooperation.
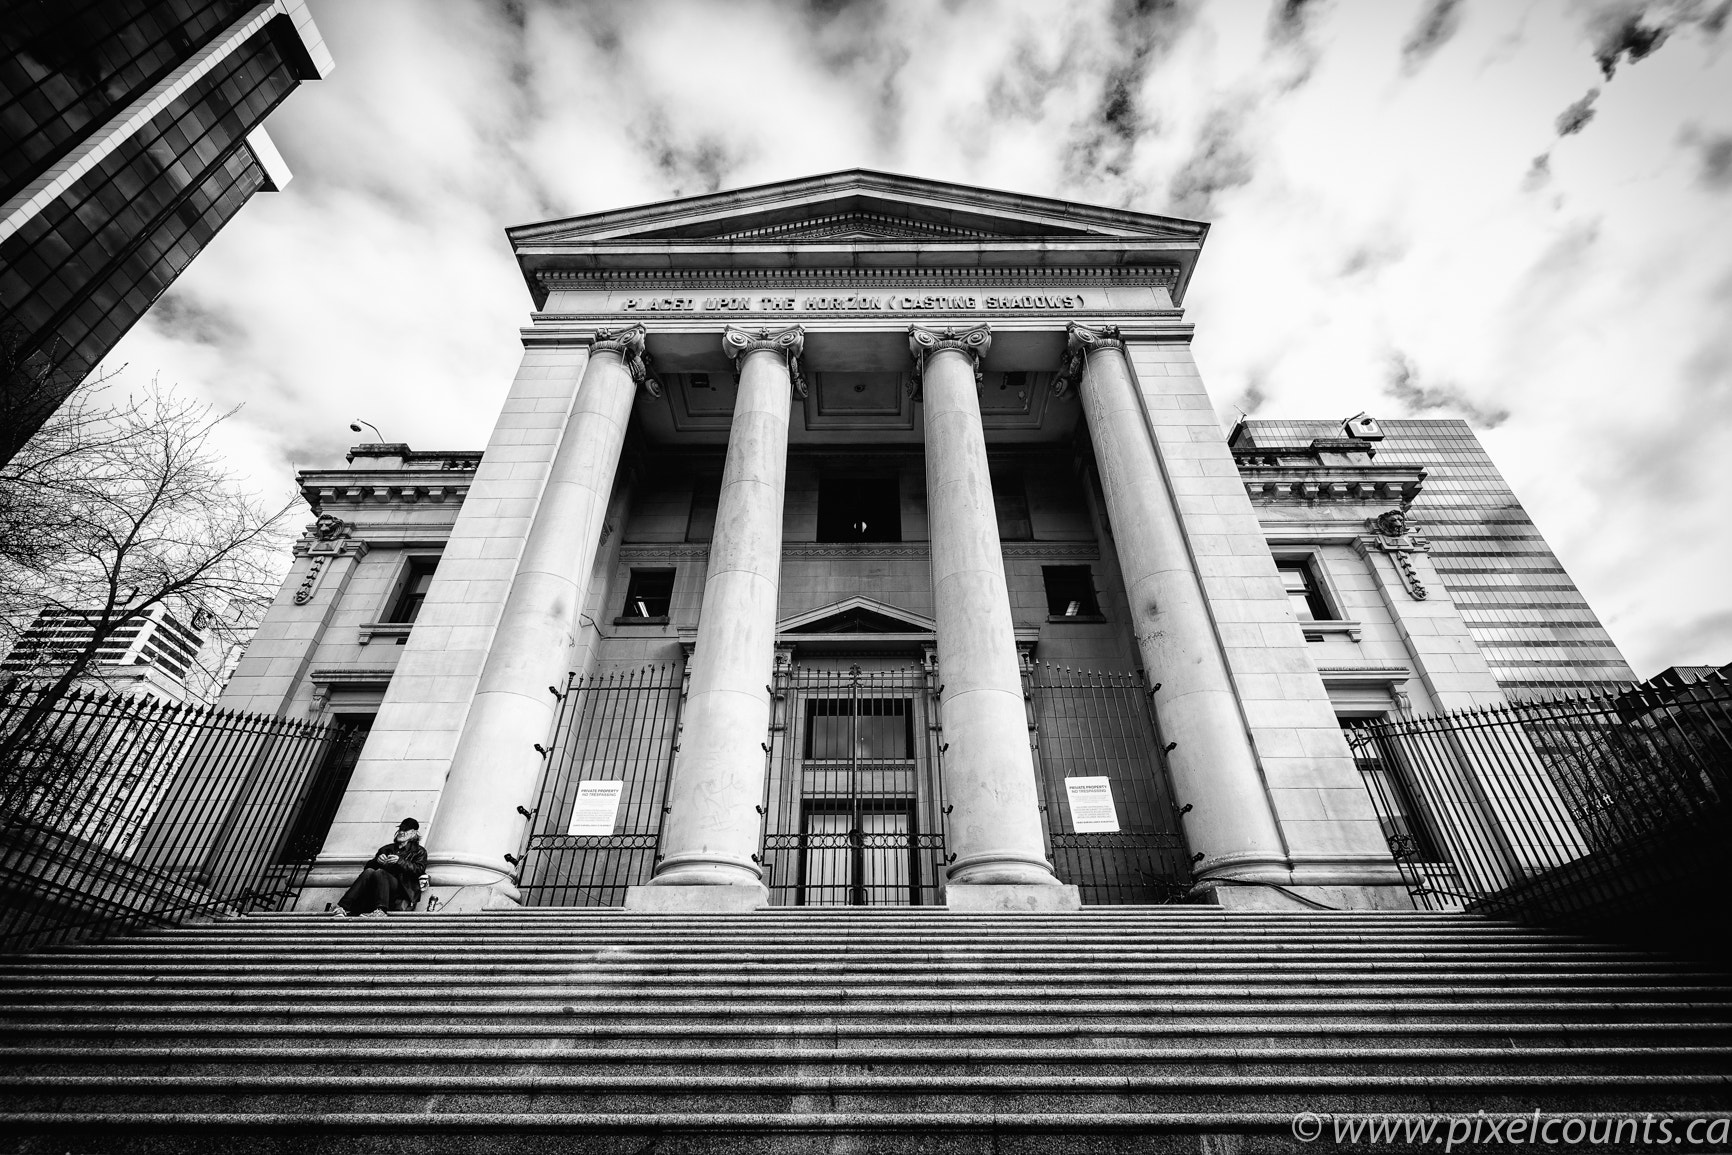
[4,1073,1726,1115]
[0,908,1727,1153]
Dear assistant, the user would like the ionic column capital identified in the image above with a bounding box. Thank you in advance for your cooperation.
[908,323,992,396]
[592,324,663,398]
[723,324,807,398]
[1052,321,1125,399]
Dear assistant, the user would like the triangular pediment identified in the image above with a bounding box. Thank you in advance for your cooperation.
[509,170,1205,248]
[711,211,998,243]
[780,597,936,636]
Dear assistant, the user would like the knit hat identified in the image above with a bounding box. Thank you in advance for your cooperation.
[397,818,419,831]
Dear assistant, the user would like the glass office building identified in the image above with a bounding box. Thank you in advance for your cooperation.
[0,0,332,460]
[1234,417,1635,699]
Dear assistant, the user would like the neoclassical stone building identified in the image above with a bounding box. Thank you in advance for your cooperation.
[224,172,1625,915]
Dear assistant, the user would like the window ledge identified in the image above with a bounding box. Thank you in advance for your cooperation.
[357,622,414,645]
[1047,614,1107,624]
[1302,619,1362,642]
[614,615,670,626]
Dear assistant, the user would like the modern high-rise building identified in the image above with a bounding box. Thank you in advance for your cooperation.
[0,0,332,461]
[1230,418,1634,698]
[0,602,214,701]
[217,171,1639,918]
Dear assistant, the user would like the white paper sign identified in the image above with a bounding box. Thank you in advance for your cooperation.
[568,780,625,836]
[1064,776,1120,833]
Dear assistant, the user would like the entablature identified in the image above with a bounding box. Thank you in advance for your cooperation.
[298,470,472,513]
[1234,442,1425,506]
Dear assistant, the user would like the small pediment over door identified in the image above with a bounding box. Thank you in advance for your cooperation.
[779,597,936,637]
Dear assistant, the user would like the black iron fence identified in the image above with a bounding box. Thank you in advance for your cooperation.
[515,664,684,908]
[1026,664,1191,904]
[0,678,342,950]
[514,659,1195,908]
[1345,672,1732,933]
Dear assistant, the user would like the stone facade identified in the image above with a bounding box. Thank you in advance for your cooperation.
[224,171,1610,914]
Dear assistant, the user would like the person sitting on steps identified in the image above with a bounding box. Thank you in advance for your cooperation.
[332,818,427,917]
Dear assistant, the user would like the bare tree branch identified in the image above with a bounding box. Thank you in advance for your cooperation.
[1,371,296,759]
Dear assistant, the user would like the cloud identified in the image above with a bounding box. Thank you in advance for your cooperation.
[1059,0,1197,195]
[1400,0,1464,73]
[146,296,242,349]
[1166,99,1257,218]
[1230,366,1270,417]
[1679,125,1732,189]
[1523,152,1554,190]
[1337,227,1409,278]
[1587,6,1672,77]
[1647,606,1732,669]
[1383,353,1510,428]
[1555,88,1600,135]
[93,0,1732,681]
[1578,0,1732,78]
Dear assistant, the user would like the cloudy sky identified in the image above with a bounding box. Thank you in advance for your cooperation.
[102,0,1732,677]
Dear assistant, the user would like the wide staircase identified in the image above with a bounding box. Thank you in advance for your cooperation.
[0,908,1729,1153]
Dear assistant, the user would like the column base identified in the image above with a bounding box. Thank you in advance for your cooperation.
[624,882,770,913]
[427,883,523,912]
[945,883,1082,912]
[1190,857,1415,911]
[1190,880,1416,912]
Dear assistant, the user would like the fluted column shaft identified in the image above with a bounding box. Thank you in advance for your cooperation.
[1066,324,1286,879]
[651,326,800,889]
[914,324,1062,888]
[430,328,644,893]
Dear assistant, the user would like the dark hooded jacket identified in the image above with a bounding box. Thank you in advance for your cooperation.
[368,837,427,902]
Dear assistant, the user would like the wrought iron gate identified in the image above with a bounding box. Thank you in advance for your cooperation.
[512,660,1190,908]
[1026,663,1191,903]
[515,664,683,907]
[760,663,946,906]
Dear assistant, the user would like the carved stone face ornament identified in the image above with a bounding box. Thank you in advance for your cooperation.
[1363,508,1427,600]
[1372,508,1408,537]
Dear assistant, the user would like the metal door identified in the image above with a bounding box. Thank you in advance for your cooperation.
[761,662,945,906]
[1025,663,1193,903]
[514,664,684,907]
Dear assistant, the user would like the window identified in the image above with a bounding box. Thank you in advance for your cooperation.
[686,474,720,542]
[386,559,438,624]
[991,468,1031,541]
[1042,566,1102,619]
[816,476,900,542]
[1341,721,1442,863]
[276,714,374,866]
[803,698,914,760]
[620,568,675,621]
[1279,562,1332,622]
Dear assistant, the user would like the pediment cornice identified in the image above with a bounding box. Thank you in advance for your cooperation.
[508,170,1208,307]
[778,596,937,635]
[511,170,1203,245]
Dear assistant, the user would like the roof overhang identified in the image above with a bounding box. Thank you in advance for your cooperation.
[507,169,1209,307]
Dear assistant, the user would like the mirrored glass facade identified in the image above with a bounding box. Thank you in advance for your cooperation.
[1238,417,1635,698]
[0,0,327,459]
[0,0,254,202]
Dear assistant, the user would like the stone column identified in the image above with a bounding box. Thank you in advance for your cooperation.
[912,323,1078,912]
[429,326,651,905]
[628,325,802,912]
[1058,321,1287,882]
